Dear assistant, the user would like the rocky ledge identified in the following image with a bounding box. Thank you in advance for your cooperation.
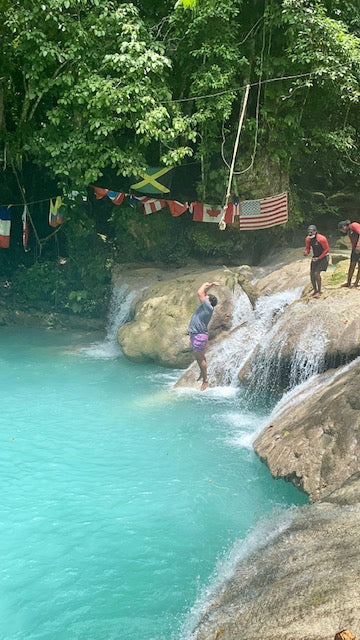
[190,473,360,640]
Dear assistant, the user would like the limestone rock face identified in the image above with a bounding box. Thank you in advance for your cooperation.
[253,359,360,501]
[255,257,310,295]
[190,474,360,640]
[117,270,233,368]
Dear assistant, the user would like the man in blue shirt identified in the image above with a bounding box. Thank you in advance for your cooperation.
[188,281,219,391]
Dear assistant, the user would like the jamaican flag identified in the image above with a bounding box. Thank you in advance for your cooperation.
[130,166,173,196]
[93,164,201,201]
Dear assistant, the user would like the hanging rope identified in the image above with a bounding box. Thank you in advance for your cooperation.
[219,83,250,231]
[234,15,266,176]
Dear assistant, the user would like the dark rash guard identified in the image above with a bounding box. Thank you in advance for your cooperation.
[304,233,330,259]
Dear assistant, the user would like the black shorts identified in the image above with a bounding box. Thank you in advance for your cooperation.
[311,255,329,273]
[351,248,360,263]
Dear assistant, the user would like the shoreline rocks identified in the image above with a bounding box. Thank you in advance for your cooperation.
[190,474,360,640]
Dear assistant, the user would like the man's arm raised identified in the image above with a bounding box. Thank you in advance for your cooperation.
[197,281,220,302]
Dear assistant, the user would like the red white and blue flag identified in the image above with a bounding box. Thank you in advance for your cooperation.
[0,206,11,248]
[239,192,288,229]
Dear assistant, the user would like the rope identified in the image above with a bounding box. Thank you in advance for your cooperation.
[219,84,250,231]
[233,12,266,176]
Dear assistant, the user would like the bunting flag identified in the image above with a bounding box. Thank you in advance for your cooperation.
[22,205,29,250]
[167,200,189,217]
[93,187,125,205]
[135,197,166,215]
[49,196,64,227]
[191,202,236,224]
[130,166,173,195]
[93,187,110,200]
[107,191,125,206]
[0,205,11,248]
[239,192,288,229]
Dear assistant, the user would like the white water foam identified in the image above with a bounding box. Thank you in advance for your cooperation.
[247,287,329,393]
[178,506,300,640]
[80,284,140,359]
[209,287,303,387]
[231,284,253,329]
[223,411,268,449]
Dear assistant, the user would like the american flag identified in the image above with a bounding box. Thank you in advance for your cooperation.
[239,192,288,229]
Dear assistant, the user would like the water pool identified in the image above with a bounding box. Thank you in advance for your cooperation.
[0,328,307,640]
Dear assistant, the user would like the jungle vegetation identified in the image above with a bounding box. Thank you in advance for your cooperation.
[0,0,359,316]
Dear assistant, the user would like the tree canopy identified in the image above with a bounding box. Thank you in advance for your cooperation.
[1,0,360,316]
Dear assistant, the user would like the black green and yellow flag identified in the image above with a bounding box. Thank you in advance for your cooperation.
[130,167,173,196]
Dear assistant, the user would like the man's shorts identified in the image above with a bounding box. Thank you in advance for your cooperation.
[311,255,329,273]
[351,248,360,263]
[190,333,208,353]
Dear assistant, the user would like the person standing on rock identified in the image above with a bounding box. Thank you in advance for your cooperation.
[337,220,360,287]
[304,225,330,298]
[188,281,219,391]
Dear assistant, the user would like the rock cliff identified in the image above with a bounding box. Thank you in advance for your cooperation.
[189,474,360,640]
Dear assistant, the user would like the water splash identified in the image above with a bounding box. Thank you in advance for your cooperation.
[80,284,140,358]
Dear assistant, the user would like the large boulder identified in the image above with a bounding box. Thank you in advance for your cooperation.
[253,358,360,501]
[117,270,234,368]
[189,473,360,640]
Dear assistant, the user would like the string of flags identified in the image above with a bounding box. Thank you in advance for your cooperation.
[93,187,288,229]
[0,196,68,250]
[0,188,288,250]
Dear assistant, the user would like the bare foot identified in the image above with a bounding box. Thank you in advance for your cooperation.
[313,292,321,299]
[200,380,208,391]
[340,282,351,288]
[352,283,359,288]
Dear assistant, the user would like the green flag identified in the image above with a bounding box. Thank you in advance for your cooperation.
[130,166,173,195]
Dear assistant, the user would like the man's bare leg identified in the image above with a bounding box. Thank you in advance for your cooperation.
[341,261,356,287]
[195,351,208,391]
[352,263,360,287]
[313,272,322,298]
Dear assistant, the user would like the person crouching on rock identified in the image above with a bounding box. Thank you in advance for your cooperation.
[188,281,219,391]
[304,225,330,298]
[338,219,360,287]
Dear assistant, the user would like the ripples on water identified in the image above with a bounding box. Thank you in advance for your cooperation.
[0,328,307,640]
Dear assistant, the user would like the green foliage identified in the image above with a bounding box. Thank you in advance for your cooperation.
[1,0,194,187]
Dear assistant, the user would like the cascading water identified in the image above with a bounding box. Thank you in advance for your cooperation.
[81,283,141,358]
[208,287,302,387]
[288,322,328,387]
[245,289,330,394]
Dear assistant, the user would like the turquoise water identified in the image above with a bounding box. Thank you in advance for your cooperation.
[0,328,307,640]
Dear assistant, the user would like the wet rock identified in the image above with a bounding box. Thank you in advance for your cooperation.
[253,359,360,501]
[117,269,234,368]
[237,283,360,389]
[190,474,360,640]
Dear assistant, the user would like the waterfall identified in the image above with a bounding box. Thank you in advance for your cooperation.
[247,292,328,394]
[288,322,328,387]
[231,284,253,328]
[80,283,140,358]
[209,287,302,387]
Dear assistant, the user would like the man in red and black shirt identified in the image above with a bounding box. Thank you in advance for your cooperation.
[338,220,360,287]
[304,225,330,298]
